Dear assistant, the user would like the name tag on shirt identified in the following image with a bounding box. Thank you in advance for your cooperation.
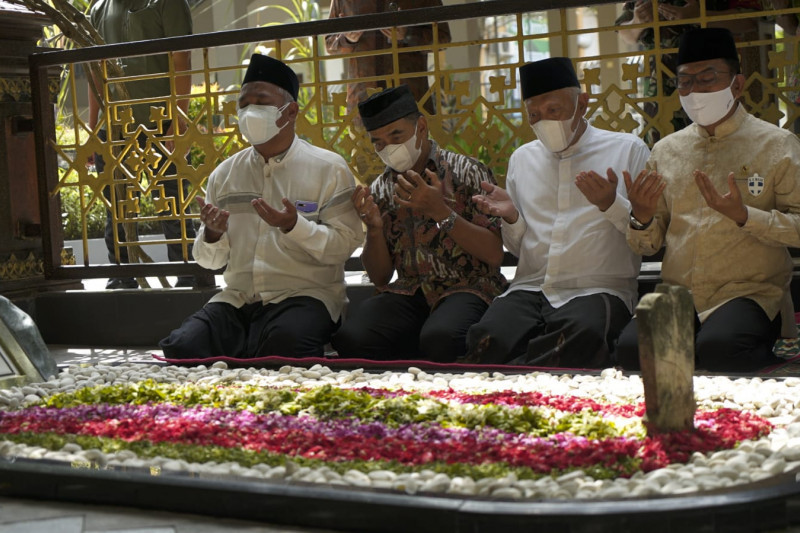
[295,200,318,213]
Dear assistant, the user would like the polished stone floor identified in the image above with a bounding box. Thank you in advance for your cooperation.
[0,496,335,533]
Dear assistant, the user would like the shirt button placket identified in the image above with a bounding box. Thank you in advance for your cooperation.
[695,138,718,301]
[546,159,571,286]
[253,163,272,291]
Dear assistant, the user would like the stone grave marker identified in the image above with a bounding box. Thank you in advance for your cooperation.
[636,284,696,433]
[0,296,57,388]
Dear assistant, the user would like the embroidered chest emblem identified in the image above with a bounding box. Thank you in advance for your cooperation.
[747,173,764,197]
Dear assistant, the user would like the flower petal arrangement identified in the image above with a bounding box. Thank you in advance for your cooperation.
[0,363,798,500]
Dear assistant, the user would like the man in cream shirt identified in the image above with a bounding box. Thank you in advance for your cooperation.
[618,28,800,372]
[160,55,364,360]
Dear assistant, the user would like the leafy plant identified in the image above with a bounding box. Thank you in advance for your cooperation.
[59,180,105,241]
[186,82,241,167]
[59,167,161,240]
[236,0,322,65]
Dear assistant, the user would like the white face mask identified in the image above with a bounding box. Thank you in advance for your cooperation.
[376,123,422,172]
[237,103,289,145]
[679,78,737,127]
[531,96,581,153]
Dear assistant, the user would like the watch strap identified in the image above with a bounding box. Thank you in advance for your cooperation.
[629,212,653,230]
[436,210,457,233]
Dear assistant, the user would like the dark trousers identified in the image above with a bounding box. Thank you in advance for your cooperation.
[615,297,782,372]
[331,290,488,362]
[465,290,631,368]
[96,126,196,265]
[159,297,337,359]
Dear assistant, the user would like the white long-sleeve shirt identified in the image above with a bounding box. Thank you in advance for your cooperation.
[193,136,365,321]
[501,124,650,312]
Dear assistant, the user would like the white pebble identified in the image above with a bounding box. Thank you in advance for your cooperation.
[266,466,287,479]
[394,478,419,494]
[367,470,397,481]
[343,469,371,487]
[162,460,189,472]
[761,458,787,476]
[782,438,800,461]
[421,474,450,493]
[22,394,40,404]
[449,476,476,495]
[491,486,523,499]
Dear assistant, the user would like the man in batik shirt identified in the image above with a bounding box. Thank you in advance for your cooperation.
[331,86,507,362]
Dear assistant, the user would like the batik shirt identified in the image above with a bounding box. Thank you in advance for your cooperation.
[368,141,507,307]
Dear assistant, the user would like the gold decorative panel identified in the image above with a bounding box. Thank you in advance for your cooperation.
[0,252,42,281]
[0,75,59,102]
[49,2,800,268]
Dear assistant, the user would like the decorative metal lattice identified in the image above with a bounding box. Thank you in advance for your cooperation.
[45,1,800,274]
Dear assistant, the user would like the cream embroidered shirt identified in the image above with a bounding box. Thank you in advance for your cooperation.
[627,105,800,335]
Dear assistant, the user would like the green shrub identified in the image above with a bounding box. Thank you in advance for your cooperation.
[60,184,106,240]
[60,179,162,240]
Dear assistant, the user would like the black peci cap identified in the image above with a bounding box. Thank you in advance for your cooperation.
[519,57,580,100]
[357,85,420,131]
[677,27,739,66]
[242,53,299,100]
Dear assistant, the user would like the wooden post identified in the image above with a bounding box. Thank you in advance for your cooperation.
[0,2,81,298]
[637,283,696,433]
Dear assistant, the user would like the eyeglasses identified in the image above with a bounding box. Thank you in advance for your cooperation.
[672,69,733,91]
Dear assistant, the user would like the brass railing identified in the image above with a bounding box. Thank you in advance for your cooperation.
[28,0,800,282]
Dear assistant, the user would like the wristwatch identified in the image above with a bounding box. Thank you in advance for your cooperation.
[629,212,653,231]
[436,210,458,233]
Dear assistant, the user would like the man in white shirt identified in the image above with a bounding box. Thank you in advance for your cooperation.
[464,57,650,367]
[159,55,364,359]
